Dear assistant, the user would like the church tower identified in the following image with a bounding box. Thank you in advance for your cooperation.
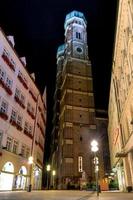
[51,11,96,189]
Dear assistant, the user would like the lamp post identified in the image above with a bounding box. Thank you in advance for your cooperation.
[28,156,33,192]
[52,170,56,189]
[91,140,99,196]
[46,164,51,189]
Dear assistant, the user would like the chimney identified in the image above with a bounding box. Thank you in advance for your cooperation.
[7,36,15,47]
[20,57,26,67]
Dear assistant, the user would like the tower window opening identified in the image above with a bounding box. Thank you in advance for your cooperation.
[76,32,81,39]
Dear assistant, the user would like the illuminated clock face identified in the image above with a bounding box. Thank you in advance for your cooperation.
[76,46,83,54]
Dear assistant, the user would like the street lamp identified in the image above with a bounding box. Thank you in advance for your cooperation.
[52,170,56,189]
[91,140,99,196]
[46,164,51,189]
[28,156,33,192]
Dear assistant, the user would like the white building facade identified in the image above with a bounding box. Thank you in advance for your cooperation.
[108,0,133,191]
[0,28,46,191]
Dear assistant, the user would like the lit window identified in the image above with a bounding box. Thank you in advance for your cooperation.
[65,157,73,163]
[0,100,8,113]
[13,140,18,154]
[78,156,83,172]
[65,139,73,144]
[6,137,12,151]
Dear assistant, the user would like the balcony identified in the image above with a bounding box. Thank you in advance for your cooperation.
[18,72,28,90]
[38,142,44,151]
[24,129,33,139]
[29,90,37,102]
[0,111,8,121]
[14,96,25,109]
[10,118,17,127]
[27,109,35,120]
[2,53,15,71]
[0,78,5,88]
[16,123,23,131]
[0,79,13,96]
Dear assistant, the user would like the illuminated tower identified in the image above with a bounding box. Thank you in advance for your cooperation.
[52,11,96,189]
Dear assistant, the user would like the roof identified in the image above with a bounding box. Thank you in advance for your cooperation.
[65,10,87,24]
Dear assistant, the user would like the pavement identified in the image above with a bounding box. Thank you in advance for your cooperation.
[0,190,133,200]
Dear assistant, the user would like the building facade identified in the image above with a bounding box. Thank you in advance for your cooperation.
[0,28,46,191]
[51,11,97,189]
[95,110,111,190]
[108,0,133,191]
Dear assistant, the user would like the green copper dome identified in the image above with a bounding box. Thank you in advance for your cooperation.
[64,10,87,28]
[56,44,65,57]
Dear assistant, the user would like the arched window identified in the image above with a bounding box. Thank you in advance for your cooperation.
[2,162,14,173]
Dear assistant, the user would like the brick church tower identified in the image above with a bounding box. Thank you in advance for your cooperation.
[51,11,96,189]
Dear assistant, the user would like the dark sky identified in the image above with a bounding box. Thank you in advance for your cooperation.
[0,0,117,160]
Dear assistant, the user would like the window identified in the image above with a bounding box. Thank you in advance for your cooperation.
[21,94,25,104]
[0,130,3,149]
[0,100,8,113]
[10,109,17,121]
[6,77,12,88]
[76,32,81,39]
[26,147,30,158]
[21,144,26,157]
[29,125,32,135]
[3,49,9,57]
[31,106,34,114]
[80,136,82,142]
[78,156,83,172]
[65,157,73,163]
[13,140,18,154]
[6,137,12,151]
[0,67,6,81]
[15,88,20,98]
[65,139,73,144]
[17,115,22,126]
[24,121,28,131]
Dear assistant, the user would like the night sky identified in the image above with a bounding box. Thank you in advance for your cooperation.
[0,0,117,160]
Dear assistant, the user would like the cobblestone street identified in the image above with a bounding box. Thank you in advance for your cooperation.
[0,191,133,200]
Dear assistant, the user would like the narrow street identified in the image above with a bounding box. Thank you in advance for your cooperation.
[0,190,133,200]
